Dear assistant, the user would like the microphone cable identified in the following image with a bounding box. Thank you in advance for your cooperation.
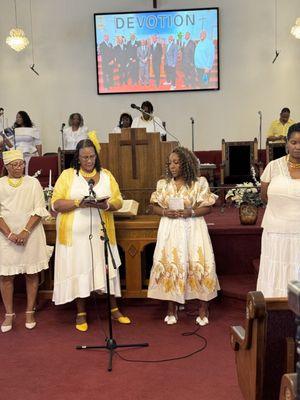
[114,323,207,364]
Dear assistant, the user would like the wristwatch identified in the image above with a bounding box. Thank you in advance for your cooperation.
[74,199,80,208]
[191,209,196,218]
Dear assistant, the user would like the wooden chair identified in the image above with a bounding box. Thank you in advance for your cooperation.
[230,291,296,400]
[220,139,258,184]
[28,155,59,188]
[266,140,286,164]
[58,148,75,174]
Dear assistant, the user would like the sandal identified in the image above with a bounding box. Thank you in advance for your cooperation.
[111,307,131,324]
[25,310,36,330]
[76,312,88,332]
[1,313,15,333]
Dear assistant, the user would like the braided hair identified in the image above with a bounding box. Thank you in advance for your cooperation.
[165,146,199,187]
[71,139,101,175]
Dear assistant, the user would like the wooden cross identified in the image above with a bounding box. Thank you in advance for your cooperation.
[120,130,148,179]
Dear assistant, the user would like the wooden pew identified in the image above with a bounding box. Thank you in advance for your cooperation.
[230,291,296,400]
[279,373,296,400]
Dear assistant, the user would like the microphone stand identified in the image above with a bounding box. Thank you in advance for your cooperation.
[258,112,262,164]
[190,117,195,152]
[60,124,65,151]
[133,106,180,144]
[76,200,148,372]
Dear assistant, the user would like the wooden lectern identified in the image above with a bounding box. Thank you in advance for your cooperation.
[100,128,177,214]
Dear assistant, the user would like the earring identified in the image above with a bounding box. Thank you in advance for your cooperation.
[286,146,289,155]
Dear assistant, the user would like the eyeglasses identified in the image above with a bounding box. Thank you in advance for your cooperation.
[9,161,25,169]
[79,155,97,161]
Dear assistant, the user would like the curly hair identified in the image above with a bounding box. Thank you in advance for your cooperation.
[14,111,33,128]
[68,113,84,127]
[71,139,101,174]
[165,146,199,187]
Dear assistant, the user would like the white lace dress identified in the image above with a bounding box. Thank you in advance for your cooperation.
[257,156,300,297]
[0,176,52,275]
[147,177,220,304]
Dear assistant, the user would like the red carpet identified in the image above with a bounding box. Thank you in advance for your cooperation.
[0,297,244,400]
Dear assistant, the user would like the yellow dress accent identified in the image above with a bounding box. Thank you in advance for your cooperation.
[51,168,122,246]
[52,168,123,305]
[148,177,220,303]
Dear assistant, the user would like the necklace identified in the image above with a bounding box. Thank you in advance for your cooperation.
[79,168,97,178]
[7,176,23,188]
[287,155,300,169]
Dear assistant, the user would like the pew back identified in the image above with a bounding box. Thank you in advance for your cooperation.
[230,292,295,400]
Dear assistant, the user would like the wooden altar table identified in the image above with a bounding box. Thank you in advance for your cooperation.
[42,208,263,299]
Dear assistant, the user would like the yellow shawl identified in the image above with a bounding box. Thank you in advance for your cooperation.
[51,168,122,246]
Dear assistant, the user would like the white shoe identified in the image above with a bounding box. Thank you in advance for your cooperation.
[25,310,36,330]
[170,85,176,90]
[1,313,15,333]
[195,316,209,326]
[164,315,178,325]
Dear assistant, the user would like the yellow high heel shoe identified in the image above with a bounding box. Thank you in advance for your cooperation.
[111,307,131,324]
[76,312,88,332]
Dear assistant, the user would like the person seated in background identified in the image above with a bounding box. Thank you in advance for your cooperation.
[113,113,133,133]
[131,100,166,137]
[13,111,42,174]
[267,107,294,142]
[63,113,88,150]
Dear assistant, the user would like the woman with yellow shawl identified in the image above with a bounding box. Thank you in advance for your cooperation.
[51,136,130,331]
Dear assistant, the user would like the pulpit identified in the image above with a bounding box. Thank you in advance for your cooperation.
[100,128,177,214]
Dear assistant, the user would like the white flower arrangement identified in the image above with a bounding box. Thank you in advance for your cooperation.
[225,181,262,207]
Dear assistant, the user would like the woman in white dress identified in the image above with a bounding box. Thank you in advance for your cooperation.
[257,123,300,297]
[63,113,88,150]
[52,138,130,331]
[148,147,219,325]
[0,149,51,333]
[13,111,42,174]
[112,112,132,133]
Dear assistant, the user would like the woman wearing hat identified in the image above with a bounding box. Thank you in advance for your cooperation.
[0,149,52,333]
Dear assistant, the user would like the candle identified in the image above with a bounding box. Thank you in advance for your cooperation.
[49,169,52,188]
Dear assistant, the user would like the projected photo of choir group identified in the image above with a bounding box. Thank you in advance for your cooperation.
[94,8,219,94]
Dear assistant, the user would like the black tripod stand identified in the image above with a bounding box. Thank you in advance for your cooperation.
[76,203,149,371]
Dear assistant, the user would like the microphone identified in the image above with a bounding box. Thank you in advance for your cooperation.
[60,123,65,132]
[258,111,262,117]
[190,117,194,123]
[130,103,142,111]
[88,178,96,199]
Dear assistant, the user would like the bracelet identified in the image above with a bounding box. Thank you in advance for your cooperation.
[74,199,80,208]
[23,228,31,234]
[104,202,110,211]
[191,209,196,218]
[7,232,12,239]
[162,209,165,216]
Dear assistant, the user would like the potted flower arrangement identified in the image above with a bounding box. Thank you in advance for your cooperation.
[225,168,263,225]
